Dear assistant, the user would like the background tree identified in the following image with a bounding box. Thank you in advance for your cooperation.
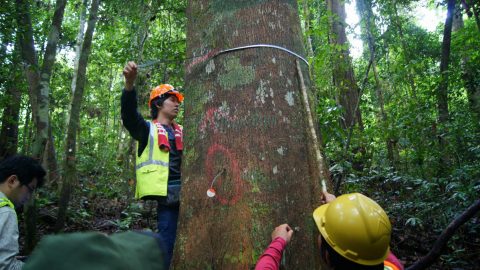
[326,0,363,130]
[15,0,67,251]
[55,0,100,232]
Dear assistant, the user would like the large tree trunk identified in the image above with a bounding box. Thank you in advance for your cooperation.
[173,1,330,269]
[327,0,363,130]
[55,0,100,232]
[436,0,455,174]
[15,0,67,252]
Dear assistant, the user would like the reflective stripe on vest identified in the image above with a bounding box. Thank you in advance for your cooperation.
[0,197,14,209]
[135,121,170,199]
[384,260,400,270]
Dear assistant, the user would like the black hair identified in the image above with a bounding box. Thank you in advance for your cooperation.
[0,155,46,188]
[150,94,171,119]
[320,235,384,270]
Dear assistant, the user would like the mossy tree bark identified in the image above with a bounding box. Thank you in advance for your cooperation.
[173,1,330,269]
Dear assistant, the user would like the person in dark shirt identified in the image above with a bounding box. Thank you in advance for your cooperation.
[121,61,184,268]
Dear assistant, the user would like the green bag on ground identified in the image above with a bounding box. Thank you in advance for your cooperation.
[23,231,165,270]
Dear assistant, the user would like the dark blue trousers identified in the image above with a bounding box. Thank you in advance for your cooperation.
[157,204,179,268]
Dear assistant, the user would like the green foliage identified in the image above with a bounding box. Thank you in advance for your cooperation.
[0,0,478,267]
[346,164,480,267]
[298,0,480,268]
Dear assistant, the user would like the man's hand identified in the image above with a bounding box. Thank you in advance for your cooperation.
[123,61,137,91]
[271,224,293,244]
[321,191,336,204]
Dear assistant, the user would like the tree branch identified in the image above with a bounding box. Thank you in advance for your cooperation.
[407,199,480,270]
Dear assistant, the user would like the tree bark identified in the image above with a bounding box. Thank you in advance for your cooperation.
[55,0,100,232]
[326,0,363,130]
[173,1,330,269]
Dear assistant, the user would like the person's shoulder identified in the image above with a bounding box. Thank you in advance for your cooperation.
[0,207,16,225]
[0,206,14,214]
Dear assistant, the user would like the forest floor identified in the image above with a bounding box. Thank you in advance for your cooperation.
[17,187,479,270]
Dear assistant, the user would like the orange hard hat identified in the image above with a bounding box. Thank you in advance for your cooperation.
[148,84,184,107]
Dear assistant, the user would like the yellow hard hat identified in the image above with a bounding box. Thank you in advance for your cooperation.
[149,84,184,107]
[312,193,391,266]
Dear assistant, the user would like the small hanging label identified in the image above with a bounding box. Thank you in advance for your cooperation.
[207,188,216,198]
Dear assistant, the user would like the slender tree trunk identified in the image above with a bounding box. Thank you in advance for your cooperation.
[0,86,21,159]
[55,0,100,232]
[44,127,58,188]
[327,0,363,130]
[302,0,314,57]
[437,0,455,124]
[457,2,480,124]
[0,50,22,159]
[173,1,330,268]
[16,0,40,135]
[71,0,88,95]
[21,105,32,155]
[436,0,455,174]
[15,0,67,252]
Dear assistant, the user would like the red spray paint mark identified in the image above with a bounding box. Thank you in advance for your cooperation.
[186,49,219,74]
[199,107,237,134]
[199,108,218,133]
[205,143,242,205]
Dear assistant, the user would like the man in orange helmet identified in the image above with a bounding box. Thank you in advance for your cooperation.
[255,191,404,270]
[121,61,184,268]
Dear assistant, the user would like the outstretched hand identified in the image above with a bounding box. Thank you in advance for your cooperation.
[271,224,294,244]
[123,61,137,91]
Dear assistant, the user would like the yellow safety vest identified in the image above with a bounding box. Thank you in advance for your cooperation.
[135,121,170,199]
